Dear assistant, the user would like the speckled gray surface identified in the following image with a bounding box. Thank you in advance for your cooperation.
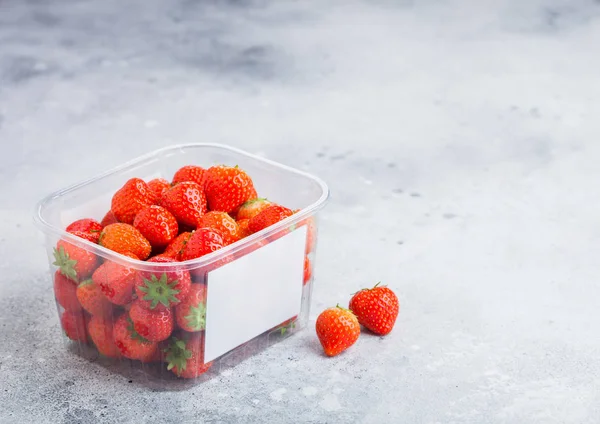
[2,0,600,422]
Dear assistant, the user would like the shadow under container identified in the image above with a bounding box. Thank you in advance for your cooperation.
[34,143,329,389]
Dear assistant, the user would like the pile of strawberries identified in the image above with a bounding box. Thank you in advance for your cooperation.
[316,283,399,356]
[52,164,314,379]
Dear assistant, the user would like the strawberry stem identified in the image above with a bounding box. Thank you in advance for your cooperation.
[335,304,352,313]
[138,273,181,309]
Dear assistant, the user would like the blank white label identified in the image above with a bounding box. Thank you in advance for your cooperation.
[204,226,307,363]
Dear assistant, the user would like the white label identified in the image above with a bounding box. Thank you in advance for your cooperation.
[204,226,307,362]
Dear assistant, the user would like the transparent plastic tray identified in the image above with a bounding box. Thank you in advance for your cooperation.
[34,143,328,389]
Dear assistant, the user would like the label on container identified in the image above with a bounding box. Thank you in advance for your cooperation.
[204,226,307,363]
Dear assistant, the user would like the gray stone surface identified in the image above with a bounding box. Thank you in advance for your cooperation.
[2,0,600,422]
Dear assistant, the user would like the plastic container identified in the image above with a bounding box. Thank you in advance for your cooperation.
[34,144,328,388]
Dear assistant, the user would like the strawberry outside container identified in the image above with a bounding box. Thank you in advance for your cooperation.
[34,143,329,389]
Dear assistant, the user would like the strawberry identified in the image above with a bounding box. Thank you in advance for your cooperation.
[100,210,119,227]
[348,283,399,336]
[129,301,174,342]
[54,270,82,312]
[197,211,240,245]
[163,232,193,261]
[135,255,191,310]
[60,311,89,343]
[111,178,156,224]
[160,181,207,228]
[236,219,252,239]
[92,254,138,305]
[180,228,225,261]
[133,205,179,249]
[76,279,113,317]
[66,218,103,244]
[172,165,207,186]
[147,178,171,199]
[303,256,312,286]
[248,205,294,234]
[113,314,158,361]
[302,217,317,254]
[53,239,98,281]
[174,283,206,332]
[99,223,151,260]
[236,198,272,221]
[204,165,257,213]
[87,316,120,358]
[67,231,99,244]
[165,335,212,378]
[315,305,360,357]
[139,344,166,363]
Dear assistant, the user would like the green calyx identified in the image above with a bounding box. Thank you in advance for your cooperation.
[53,246,78,281]
[126,317,152,344]
[280,320,296,336]
[78,278,93,287]
[351,282,385,296]
[184,303,206,331]
[138,273,180,309]
[165,337,192,376]
[244,198,268,207]
[335,304,352,313]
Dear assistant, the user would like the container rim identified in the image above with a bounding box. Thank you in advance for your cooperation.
[33,143,329,271]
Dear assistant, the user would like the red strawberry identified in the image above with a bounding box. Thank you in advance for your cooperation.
[160,181,207,228]
[248,205,294,234]
[204,165,257,213]
[133,205,179,249]
[53,239,98,281]
[139,344,166,363]
[60,311,89,343]
[54,270,82,312]
[172,165,207,186]
[349,283,399,336]
[174,283,206,332]
[180,228,225,261]
[315,305,360,357]
[303,256,312,285]
[236,219,252,239]
[147,178,171,199]
[302,217,317,254]
[113,314,158,361]
[100,210,119,227]
[66,219,103,244]
[87,316,120,358]
[76,279,113,317]
[129,301,174,342]
[67,231,98,244]
[236,198,272,221]
[99,223,151,260]
[197,211,240,245]
[92,254,138,305]
[165,335,212,378]
[135,256,191,310]
[163,232,193,261]
[111,178,157,224]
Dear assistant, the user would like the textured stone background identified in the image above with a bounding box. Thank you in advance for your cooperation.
[1,0,600,422]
